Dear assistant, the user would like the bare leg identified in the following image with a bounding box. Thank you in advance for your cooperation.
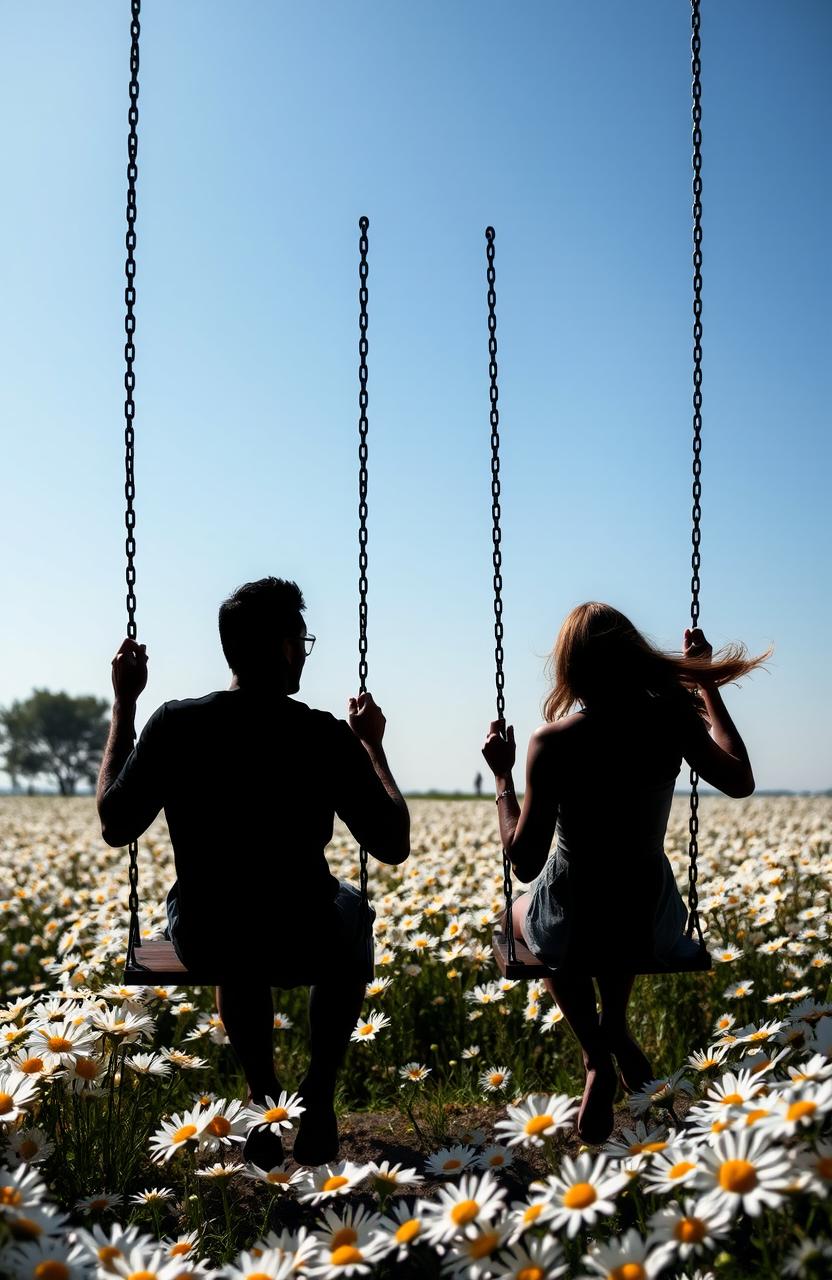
[293,976,366,1166]
[596,972,653,1092]
[216,982,284,1169]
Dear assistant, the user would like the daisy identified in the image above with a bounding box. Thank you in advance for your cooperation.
[647,1202,732,1266]
[148,1103,219,1162]
[712,1012,736,1035]
[124,1052,171,1077]
[245,1091,305,1135]
[639,1144,702,1195]
[794,1141,832,1196]
[243,1160,306,1191]
[0,1165,49,1214]
[67,1055,108,1093]
[195,1162,244,1181]
[160,1231,201,1264]
[578,1228,666,1279]
[198,1098,251,1151]
[306,1204,388,1276]
[693,1126,793,1217]
[296,1162,371,1205]
[7,1127,55,1165]
[494,1093,577,1148]
[3,1201,69,1245]
[737,1019,787,1047]
[418,1170,506,1244]
[399,1062,431,1084]
[2,1236,92,1280]
[783,1238,832,1278]
[503,1194,558,1241]
[461,1046,481,1060]
[87,1006,155,1043]
[159,1048,207,1070]
[464,983,504,1006]
[367,1161,423,1193]
[713,944,743,963]
[605,1122,670,1163]
[540,1006,564,1032]
[491,1234,567,1279]
[723,979,754,999]
[786,1052,832,1084]
[628,1069,695,1117]
[75,1190,121,1213]
[365,978,393,997]
[475,1145,514,1172]
[25,1019,96,1067]
[350,1012,390,1043]
[71,1221,153,1273]
[378,1200,428,1261]
[0,1070,41,1124]
[130,1187,175,1205]
[479,1065,512,1093]
[211,1248,296,1280]
[530,1153,628,1237]
[687,1045,731,1073]
[272,1011,293,1030]
[424,1146,478,1178]
[5,1051,62,1082]
[697,1069,766,1118]
[442,1223,508,1279]
[759,1078,832,1137]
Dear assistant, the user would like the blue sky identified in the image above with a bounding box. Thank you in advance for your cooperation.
[1,1,830,791]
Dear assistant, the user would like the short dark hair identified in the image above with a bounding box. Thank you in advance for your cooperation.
[218,578,306,677]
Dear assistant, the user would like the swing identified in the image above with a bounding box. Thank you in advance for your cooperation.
[491,0,712,980]
[118,3,374,984]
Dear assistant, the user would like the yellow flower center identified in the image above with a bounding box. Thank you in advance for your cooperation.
[442,1159,461,1170]
[330,1246,363,1266]
[517,1269,545,1280]
[710,1120,730,1133]
[815,1156,832,1180]
[331,1229,358,1249]
[127,1272,159,1280]
[524,1114,554,1136]
[668,1161,697,1179]
[46,1036,73,1053]
[19,1139,39,1159]
[246,1274,272,1280]
[169,1243,192,1256]
[563,1182,597,1209]
[610,1266,646,1280]
[172,1124,198,1144]
[322,1175,349,1191]
[75,1057,99,1080]
[263,1106,289,1123]
[523,1204,544,1223]
[267,1171,291,1184]
[20,1057,44,1074]
[395,1218,421,1244]
[12,1217,44,1239]
[34,1263,71,1280]
[0,1092,15,1114]
[450,1199,480,1225]
[1,1186,23,1205]
[674,1218,707,1244]
[643,1141,668,1153]
[358,1025,374,1035]
[89,1198,110,1211]
[208,1116,231,1137]
[719,1158,758,1193]
[468,1230,500,1260]
[721,1093,745,1105]
[786,1100,816,1122]
[97,1245,123,1269]
[745,1109,769,1126]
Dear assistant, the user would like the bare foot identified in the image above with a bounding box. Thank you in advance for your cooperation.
[608,1034,653,1093]
[577,1055,617,1145]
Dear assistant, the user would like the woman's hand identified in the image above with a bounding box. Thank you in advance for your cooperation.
[482,719,516,777]
[348,691,386,748]
[683,627,715,689]
[111,638,148,705]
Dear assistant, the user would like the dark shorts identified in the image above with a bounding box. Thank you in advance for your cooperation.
[162,878,376,987]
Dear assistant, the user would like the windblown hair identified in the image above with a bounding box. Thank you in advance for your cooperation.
[543,601,771,721]
[218,577,306,678]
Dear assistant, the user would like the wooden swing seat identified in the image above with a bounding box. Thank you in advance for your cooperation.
[492,928,711,979]
[123,938,194,985]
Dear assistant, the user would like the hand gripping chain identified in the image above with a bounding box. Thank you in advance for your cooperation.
[687,0,705,947]
[485,228,516,964]
[124,0,142,961]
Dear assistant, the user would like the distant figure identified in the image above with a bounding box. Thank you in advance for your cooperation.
[97,577,410,1167]
[474,771,483,797]
[482,602,768,1144]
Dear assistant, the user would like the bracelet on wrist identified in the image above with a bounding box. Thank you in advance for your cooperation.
[495,788,516,804]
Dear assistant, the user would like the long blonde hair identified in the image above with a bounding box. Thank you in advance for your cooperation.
[543,602,771,721]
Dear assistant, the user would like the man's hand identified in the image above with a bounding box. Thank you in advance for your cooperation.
[348,692,385,748]
[482,719,516,777]
[112,638,148,705]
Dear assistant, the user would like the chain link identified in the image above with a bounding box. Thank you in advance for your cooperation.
[485,227,515,964]
[357,216,371,920]
[687,0,704,946]
[123,0,142,959]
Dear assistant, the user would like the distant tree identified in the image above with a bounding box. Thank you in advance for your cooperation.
[0,690,109,796]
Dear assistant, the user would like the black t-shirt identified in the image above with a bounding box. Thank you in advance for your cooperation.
[103,689,396,969]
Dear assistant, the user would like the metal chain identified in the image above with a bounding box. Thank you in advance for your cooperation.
[485,227,515,963]
[124,0,142,961]
[687,0,704,946]
[357,216,370,918]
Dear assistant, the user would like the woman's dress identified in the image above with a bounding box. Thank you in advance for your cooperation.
[521,696,702,971]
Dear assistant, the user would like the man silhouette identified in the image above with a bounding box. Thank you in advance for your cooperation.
[97,577,410,1166]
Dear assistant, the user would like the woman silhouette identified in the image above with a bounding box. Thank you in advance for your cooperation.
[482,602,769,1144]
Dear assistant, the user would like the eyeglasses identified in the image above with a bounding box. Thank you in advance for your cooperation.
[300,634,316,655]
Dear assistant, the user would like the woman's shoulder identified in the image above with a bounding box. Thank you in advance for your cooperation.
[531,711,587,747]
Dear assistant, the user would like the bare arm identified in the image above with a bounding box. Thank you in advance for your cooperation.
[681,628,755,798]
[482,722,559,882]
[340,693,410,864]
[97,700,138,832]
[96,639,163,845]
